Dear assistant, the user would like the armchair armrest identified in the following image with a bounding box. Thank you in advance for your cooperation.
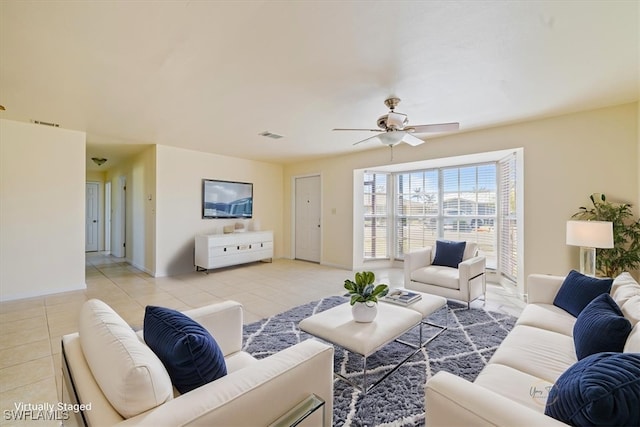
[182,300,243,356]
[404,247,432,286]
[458,256,486,301]
[527,274,565,304]
[117,339,334,427]
[459,256,486,281]
[426,371,566,427]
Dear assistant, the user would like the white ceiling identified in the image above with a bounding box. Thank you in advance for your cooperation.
[1,1,638,170]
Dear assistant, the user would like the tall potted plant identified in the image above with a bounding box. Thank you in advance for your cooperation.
[573,193,640,277]
[344,271,389,323]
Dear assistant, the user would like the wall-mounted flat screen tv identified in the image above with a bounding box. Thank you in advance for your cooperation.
[202,179,253,219]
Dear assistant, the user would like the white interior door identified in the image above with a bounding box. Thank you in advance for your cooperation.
[85,182,99,252]
[295,175,321,262]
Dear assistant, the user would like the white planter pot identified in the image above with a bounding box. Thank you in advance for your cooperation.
[351,301,378,323]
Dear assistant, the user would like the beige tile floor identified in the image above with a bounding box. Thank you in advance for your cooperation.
[0,253,524,426]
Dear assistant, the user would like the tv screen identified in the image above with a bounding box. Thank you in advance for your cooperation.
[202,179,253,219]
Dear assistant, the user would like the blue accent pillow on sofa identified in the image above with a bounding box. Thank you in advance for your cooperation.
[545,352,640,427]
[144,306,227,394]
[432,240,466,269]
[573,293,632,360]
[553,270,613,317]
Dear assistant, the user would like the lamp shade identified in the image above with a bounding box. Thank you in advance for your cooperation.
[566,220,614,248]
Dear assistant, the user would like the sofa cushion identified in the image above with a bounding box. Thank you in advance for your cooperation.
[144,305,227,394]
[611,272,640,306]
[573,293,632,360]
[488,325,576,383]
[545,352,640,427]
[612,284,640,307]
[622,295,640,327]
[78,299,173,418]
[224,351,258,373]
[411,265,461,289]
[553,270,613,317]
[475,363,553,412]
[432,240,466,269]
[625,323,640,353]
[516,303,576,337]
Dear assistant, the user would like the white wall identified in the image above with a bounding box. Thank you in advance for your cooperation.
[129,147,156,274]
[155,145,283,276]
[0,119,86,301]
[283,103,639,290]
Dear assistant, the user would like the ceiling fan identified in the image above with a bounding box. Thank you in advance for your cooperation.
[333,97,460,147]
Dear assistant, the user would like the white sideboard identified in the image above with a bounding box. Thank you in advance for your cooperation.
[194,230,273,272]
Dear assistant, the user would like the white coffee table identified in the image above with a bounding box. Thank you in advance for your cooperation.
[299,302,423,393]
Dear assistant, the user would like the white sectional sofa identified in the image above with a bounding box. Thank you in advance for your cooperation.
[61,300,334,426]
[425,272,640,426]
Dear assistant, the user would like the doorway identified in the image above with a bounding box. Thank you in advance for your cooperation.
[294,175,321,263]
[85,182,99,252]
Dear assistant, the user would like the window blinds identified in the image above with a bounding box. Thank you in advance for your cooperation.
[364,172,389,259]
[393,164,498,268]
[364,158,515,272]
[498,153,518,281]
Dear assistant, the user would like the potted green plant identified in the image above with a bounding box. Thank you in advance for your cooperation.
[573,193,640,277]
[344,271,389,322]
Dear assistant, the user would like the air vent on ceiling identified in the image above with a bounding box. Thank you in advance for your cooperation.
[258,131,284,139]
[32,119,60,127]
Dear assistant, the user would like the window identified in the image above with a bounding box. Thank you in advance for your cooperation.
[394,164,497,268]
[363,172,389,259]
[395,170,439,258]
[361,150,521,284]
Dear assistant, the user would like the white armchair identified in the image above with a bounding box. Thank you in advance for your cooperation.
[61,300,334,426]
[404,241,486,309]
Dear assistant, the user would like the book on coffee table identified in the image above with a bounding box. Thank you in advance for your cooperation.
[382,289,422,306]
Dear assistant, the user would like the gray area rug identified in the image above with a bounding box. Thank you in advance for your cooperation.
[242,296,517,427]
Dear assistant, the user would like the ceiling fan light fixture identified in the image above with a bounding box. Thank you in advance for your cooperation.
[377,132,405,147]
[91,157,107,166]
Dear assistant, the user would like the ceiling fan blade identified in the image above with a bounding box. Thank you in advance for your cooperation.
[401,133,425,146]
[407,122,460,134]
[333,128,381,132]
[352,133,383,146]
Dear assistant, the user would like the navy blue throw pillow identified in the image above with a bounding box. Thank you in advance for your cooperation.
[432,240,466,269]
[545,352,640,427]
[553,270,613,317]
[144,306,227,394]
[573,293,632,360]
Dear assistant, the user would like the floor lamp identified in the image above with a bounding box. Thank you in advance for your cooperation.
[566,220,614,277]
